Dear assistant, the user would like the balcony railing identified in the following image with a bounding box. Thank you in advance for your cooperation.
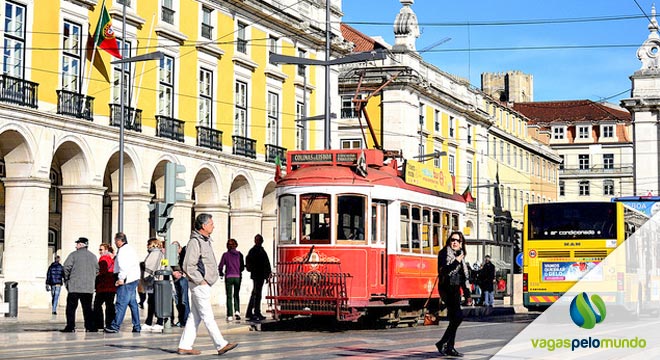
[201,23,213,39]
[467,199,477,210]
[265,144,287,165]
[0,74,38,108]
[57,89,94,120]
[559,166,634,176]
[232,135,256,159]
[162,7,175,25]
[196,125,222,151]
[156,115,184,142]
[109,104,142,132]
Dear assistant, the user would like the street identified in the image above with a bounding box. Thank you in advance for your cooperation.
[0,313,534,359]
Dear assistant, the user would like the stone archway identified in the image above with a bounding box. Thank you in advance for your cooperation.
[261,181,277,243]
[102,150,141,242]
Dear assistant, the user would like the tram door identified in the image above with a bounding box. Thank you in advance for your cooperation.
[368,201,387,296]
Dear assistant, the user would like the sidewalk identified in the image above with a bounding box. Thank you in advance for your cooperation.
[0,306,251,334]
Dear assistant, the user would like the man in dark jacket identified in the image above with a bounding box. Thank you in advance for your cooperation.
[245,234,272,321]
[480,255,496,307]
[61,237,99,332]
[46,255,64,315]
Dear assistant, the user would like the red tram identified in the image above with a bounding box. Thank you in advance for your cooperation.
[267,148,466,325]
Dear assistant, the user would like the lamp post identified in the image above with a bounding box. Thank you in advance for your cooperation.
[111,2,163,232]
[473,164,497,260]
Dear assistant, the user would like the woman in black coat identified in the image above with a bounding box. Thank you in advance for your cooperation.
[435,231,470,357]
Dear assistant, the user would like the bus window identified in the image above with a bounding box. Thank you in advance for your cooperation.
[278,195,296,244]
[400,205,410,252]
[301,193,331,244]
[337,195,366,243]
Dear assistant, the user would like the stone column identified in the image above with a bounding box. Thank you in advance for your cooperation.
[3,177,50,308]
[110,192,153,244]
[59,186,106,261]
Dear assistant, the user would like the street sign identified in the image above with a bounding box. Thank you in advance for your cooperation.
[516,253,523,267]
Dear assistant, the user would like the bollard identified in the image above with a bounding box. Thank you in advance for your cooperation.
[154,270,172,319]
[4,282,18,317]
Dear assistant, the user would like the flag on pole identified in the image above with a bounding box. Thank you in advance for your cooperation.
[356,150,368,177]
[274,154,282,182]
[462,183,474,203]
[93,4,122,59]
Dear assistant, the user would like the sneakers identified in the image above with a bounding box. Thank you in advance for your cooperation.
[150,324,163,333]
[141,324,153,331]
[103,327,118,333]
[227,316,234,322]
[234,311,241,321]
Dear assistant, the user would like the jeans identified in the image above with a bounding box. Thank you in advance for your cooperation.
[110,280,140,331]
[484,290,494,306]
[174,277,190,326]
[50,285,62,313]
[225,277,241,316]
[178,283,228,351]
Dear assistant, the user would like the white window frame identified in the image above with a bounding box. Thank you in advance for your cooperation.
[579,181,590,196]
[552,127,565,140]
[3,1,26,78]
[112,39,132,104]
[296,101,306,150]
[201,6,214,40]
[577,125,590,139]
[237,21,248,54]
[234,80,248,136]
[340,139,362,149]
[158,55,175,116]
[602,124,614,138]
[578,154,589,170]
[198,68,213,127]
[267,91,279,145]
[448,154,455,176]
[603,154,614,170]
[162,0,176,26]
[62,20,82,91]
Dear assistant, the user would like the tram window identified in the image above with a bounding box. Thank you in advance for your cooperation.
[301,193,331,244]
[412,207,421,253]
[422,209,431,254]
[371,204,377,244]
[400,205,410,252]
[337,195,366,243]
[278,195,296,244]
[432,211,441,253]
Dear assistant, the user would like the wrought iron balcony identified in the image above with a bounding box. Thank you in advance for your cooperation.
[0,74,38,108]
[265,144,287,165]
[57,89,94,120]
[467,199,477,210]
[232,135,256,159]
[156,115,184,142]
[341,108,359,119]
[196,125,222,151]
[109,104,142,132]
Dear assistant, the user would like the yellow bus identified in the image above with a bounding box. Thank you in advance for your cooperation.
[523,201,653,312]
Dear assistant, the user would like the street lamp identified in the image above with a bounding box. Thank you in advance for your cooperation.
[269,49,387,149]
[111,1,164,232]
[413,150,446,162]
[472,164,498,260]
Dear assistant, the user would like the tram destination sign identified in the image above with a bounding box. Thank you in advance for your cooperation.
[290,151,358,165]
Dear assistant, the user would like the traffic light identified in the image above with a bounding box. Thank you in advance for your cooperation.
[165,162,186,204]
[149,201,174,235]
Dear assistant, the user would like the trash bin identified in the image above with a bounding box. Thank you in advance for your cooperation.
[4,281,18,318]
[154,270,172,319]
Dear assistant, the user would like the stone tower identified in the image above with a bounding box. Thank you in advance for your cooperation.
[392,0,420,53]
[481,71,533,103]
[621,5,660,196]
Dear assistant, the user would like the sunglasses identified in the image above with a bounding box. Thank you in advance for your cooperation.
[450,238,462,243]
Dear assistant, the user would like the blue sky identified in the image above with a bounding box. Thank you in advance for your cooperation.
[341,0,655,103]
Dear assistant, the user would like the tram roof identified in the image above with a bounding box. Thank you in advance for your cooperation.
[279,149,465,202]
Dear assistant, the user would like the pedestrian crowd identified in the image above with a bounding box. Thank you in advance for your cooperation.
[48,213,273,356]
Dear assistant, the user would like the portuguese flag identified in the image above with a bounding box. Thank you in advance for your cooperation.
[93,4,121,59]
[274,155,282,182]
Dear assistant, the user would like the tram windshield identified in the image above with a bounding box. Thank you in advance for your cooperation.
[301,193,331,244]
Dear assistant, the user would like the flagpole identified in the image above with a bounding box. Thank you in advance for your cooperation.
[118,0,127,232]
[81,0,106,115]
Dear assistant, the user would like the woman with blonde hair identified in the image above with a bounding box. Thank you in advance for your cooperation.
[142,238,165,332]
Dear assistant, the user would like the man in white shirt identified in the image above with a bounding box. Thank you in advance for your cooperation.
[104,232,141,333]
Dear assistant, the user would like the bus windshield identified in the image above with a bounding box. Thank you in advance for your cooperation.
[527,202,617,240]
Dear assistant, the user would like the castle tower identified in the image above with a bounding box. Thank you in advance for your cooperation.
[621,5,660,195]
[481,71,533,103]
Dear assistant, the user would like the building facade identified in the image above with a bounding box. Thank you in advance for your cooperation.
[339,1,558,273]
[0,0,348,307]
[514,100,633,201]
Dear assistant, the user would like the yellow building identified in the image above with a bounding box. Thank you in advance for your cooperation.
[0,0,349,308]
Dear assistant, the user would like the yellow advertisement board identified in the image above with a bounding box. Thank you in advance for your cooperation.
[404,159,453,195]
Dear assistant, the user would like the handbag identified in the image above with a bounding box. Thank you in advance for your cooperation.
[423,276,440,326]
